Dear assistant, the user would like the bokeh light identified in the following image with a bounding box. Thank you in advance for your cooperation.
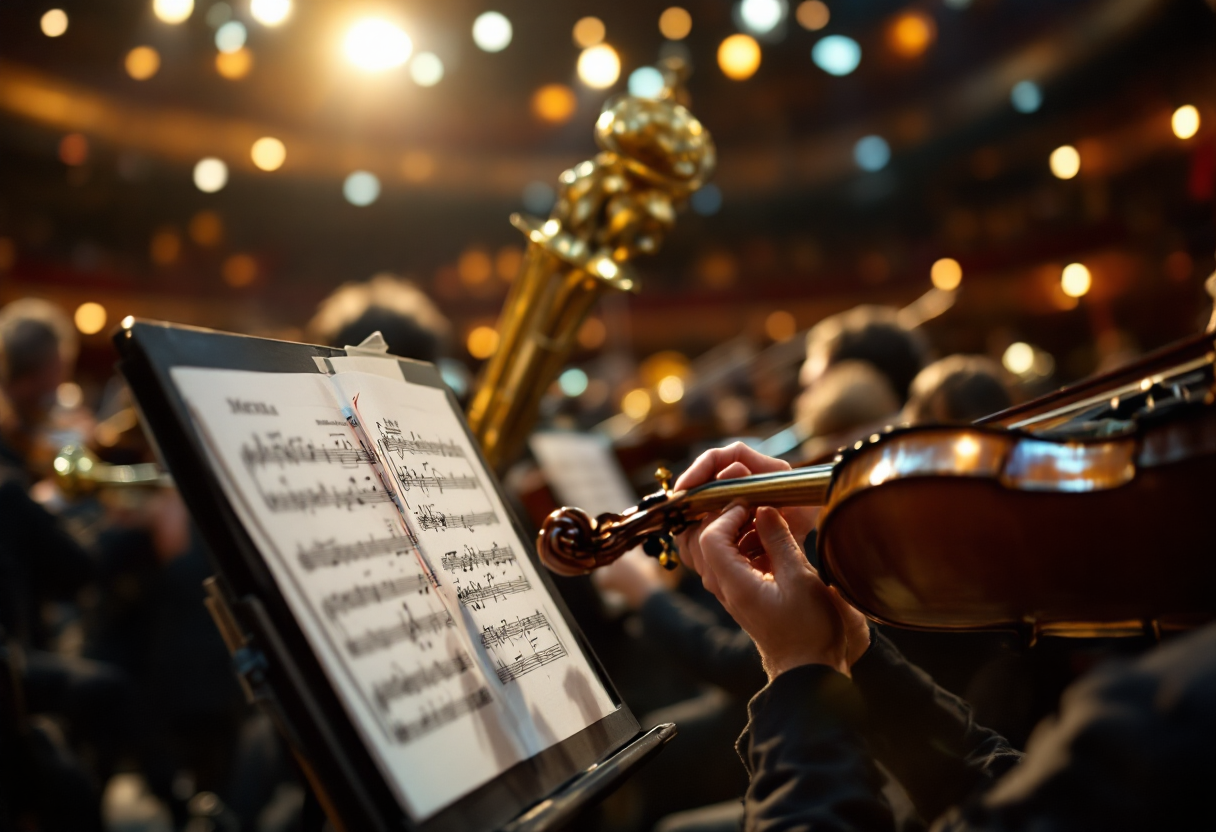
[765,310,797,342]
[466,326,499,359]
[812,35,861,76]
[74,302,107,335]
[216,47,252,79]
[578,317,607,350]
[621,389,652,420]
[521,181,556,214]
[691,184,723,215]
[628,66,665,99]
[41,9,68,37]
[250,0,290,26]
[1061,262,1091,297]
[59,133,88,166]
[343,171,380,206]
[495,246,522,281]
[215,20,247,53]
[1172,105,1200,140]
[559,368,589,397]
[1010,80,1042,113]
[888,11,936,58]
[193,157,228,192]
[573,16,605,48]
[344,18,412,72]
[401,151,435,182]
[149,228,180,265]
[531,84,577,123]
[1002,342,1034,375]
[251,137,286,171]
[457,249,493,286]
[153,0,194,25]
[659,7,692,40]
[853,135,890,172]
[189,210,223,246]
[578,44,621,88]
[657,375,685,404]
[222,253,258,287]
[795,0,828,30]
[930,257,963,291]
[718,34,761,80]
[738,0,787,36]
[1049,144,1080,179]
[125,46,161,80]
[410,52,444,86]
[472,12,512,52]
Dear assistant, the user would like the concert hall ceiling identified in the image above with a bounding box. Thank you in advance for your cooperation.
[0,0,1212,369]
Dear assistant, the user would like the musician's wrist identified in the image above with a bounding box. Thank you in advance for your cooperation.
[762,647,850,682]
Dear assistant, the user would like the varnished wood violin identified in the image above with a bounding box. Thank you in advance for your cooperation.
[538,331,1216,639]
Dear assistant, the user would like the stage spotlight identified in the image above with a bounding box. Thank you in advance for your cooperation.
[344,18,412,72]
[472,12,512,52]
[578,44,620,89]
[250,0,290,26]
[153,0,193,24]
[1172,105,1199,140]
[1061,263,1091,298]
[41,9,68,37]
[1002,342,1034,375]
[193,158,228,192]
[718,34,761,80]
[812,35,860,76]
[1049,145,1080,179]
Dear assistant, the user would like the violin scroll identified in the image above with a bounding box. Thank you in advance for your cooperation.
[536,489,690,575]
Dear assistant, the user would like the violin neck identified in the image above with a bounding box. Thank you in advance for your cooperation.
[681,464,835,516]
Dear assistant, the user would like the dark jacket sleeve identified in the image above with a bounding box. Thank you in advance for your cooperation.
[0,479,96,597]
[639,589,768,699]
[849,631,1022,822]
[737,664,895,832]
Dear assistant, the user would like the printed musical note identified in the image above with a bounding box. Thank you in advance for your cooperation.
[440,544,516,573]
[297,533,415,571]
[321,574,434,619]
[391,688,493,743]
[372,654,475,711]
[414,504,498,532]
[495,644,568,684]
[456,577,531,608]
[346,609,455,657]
[241,433,373,469]
[395,466,480,495]
[262,481,393,513]
[480,611,552,650]
[377,420,465,459]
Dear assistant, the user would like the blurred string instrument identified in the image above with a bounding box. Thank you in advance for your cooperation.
[538,329,1216,640]
[466,57,715,471]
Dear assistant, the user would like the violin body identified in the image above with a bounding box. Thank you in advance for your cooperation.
[538,330,1216,636]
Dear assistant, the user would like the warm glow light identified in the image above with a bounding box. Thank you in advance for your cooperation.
[659,7,692,40]
[1060,262,1091,298]
[59,133,88,166]
[215,20,246,53]
[930,257,962,291]
[251,137,286,171]
[621,388,652,420]
[344,18,412,72]
[578,317,607,350]
[765,310,797,342]
[1172,105,1200,140]
[401,151,435,182]
[578,44,621,89]
[216,47,252,79]
[410,52,444,86]
[888,11,936,58]
[466,326,499,359]
[193,158,228,192]
[121,315,135,329]
[657,375,685,404]
[153,0,194,24]
[41,9,68,37]
[955,435,980,459]
[250,0,290,26]
[573,16,605,48]
[718,34,761,81]
[125,46,161,80]
[343,171,380,206]
[74,302,107,335]
[189,211,223,246]
[150,227,181,265]
[531,84,577,123]
[1002,342,1034,375]
[222,253,258,287]
[457,250,493,286]
[795,0,829,30]
[472,11,512,52]
[1049,145,1080,179]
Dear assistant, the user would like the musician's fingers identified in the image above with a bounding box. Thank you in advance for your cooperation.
[715,462,751,481]
[755,507,810,584]
[700,504,755,604]
[674,442,790,491]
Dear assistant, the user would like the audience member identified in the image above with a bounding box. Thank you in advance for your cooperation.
[902,355,1013,425]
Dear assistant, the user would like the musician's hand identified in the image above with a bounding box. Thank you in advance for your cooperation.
[593,547,667,610]
[697,505,869,681]
[673,442,817,576]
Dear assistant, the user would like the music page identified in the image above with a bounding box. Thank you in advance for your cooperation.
[170,367,610,820]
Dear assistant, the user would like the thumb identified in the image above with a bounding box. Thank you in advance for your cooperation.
[754,506,807,583]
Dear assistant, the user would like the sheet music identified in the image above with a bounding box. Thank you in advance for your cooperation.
[170,368,614,821]
[528,431,637,517]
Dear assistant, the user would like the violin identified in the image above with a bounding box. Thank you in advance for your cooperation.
[538,330,1216,639]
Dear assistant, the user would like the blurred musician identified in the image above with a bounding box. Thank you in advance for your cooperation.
[307,272,453,365]
[670,442,1215,832]
[799,305,929,407]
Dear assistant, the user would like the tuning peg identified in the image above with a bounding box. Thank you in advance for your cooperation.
[642,532,680,570]
[654,466,673,492]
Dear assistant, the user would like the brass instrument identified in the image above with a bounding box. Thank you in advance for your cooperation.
[467,58,716,470]
[53,444,171,496]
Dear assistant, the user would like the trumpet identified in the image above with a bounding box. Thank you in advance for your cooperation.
[52,443,171,497]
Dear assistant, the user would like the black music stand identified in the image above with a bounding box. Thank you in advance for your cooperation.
[115,320,674,832]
